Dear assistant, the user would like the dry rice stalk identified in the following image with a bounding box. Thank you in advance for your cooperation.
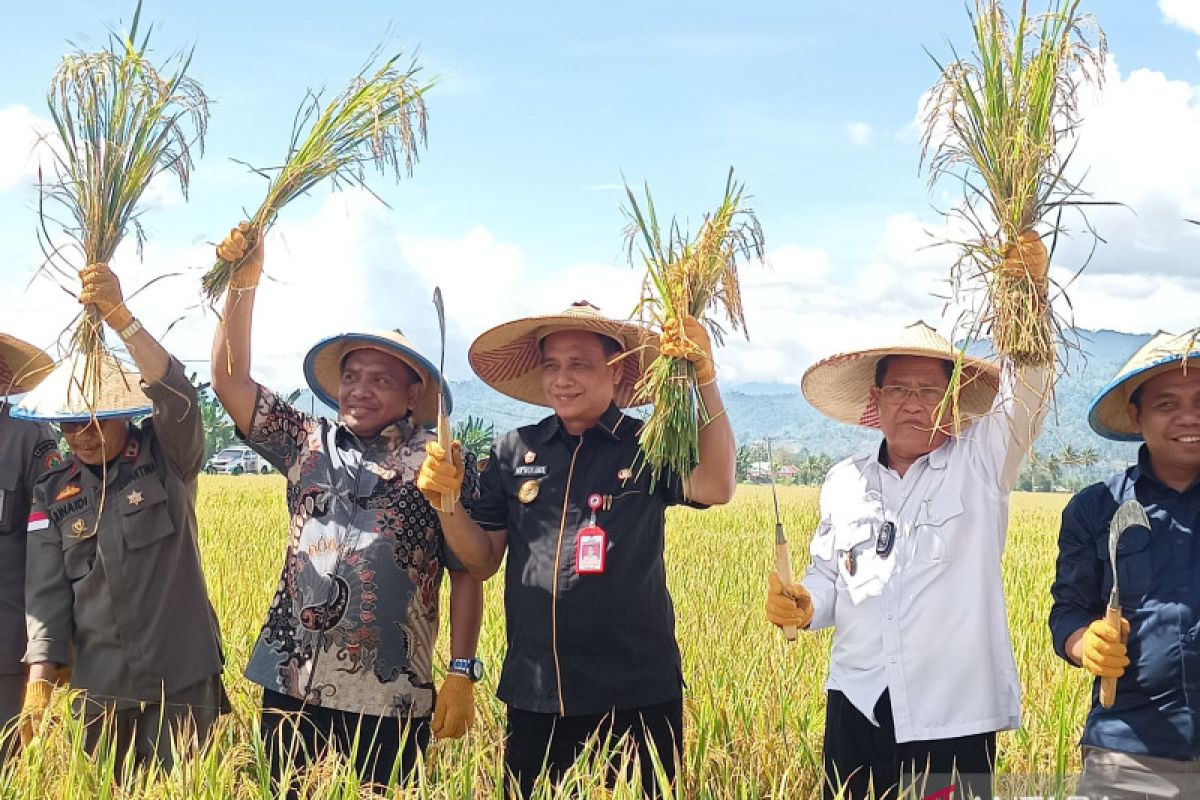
[624,168,764,487]
[201,46,430,303]
[37,0,207,407]
[921,0,1107,368]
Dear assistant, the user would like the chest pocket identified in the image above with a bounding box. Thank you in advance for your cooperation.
[0,465,18,534]
[57,502,100,581]
[1096,524,1152,605]
[63,534,97,581]
[119,478,176,550]
[910,494,964,563]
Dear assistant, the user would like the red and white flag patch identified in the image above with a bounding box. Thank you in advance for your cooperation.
[27,511,49,532]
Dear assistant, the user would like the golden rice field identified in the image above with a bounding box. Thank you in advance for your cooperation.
[1,477,1088,799]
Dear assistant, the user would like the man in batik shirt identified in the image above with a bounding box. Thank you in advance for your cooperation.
[210,224,483,790]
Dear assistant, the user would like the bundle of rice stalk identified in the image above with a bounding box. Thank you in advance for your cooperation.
[39,0,207,407]
[624,169,764,487]
[201,46,430,303]
[921,0,1106,367]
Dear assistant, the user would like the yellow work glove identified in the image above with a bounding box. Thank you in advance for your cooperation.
[17,679,54,747]
[1002,230,1049,288]
[78,263,134,332]
[765,571,813,630]
[432,674,474,740]
[417,440,464,511]
[216,221,265,291]
[659,315,716,386]
[1081,616,1130,679]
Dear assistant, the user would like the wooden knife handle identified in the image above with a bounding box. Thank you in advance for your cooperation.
[775,540,797,642]
[436,394,455,515]
[1098,604,1124,708]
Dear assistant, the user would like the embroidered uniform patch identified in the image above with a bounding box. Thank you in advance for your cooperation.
[55,485,81,501]
[27,511,49,532]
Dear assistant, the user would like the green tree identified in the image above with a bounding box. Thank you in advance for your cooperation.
[189,372,236,460]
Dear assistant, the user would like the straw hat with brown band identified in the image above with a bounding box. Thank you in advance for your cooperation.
[10,349,151,423]
[1088,330,1200,442]
[801,320,1001,431]
[303,329,447,427]
[0,333,53,396]
[468,301,658,408]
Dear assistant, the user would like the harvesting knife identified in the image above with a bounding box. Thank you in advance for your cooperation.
[432,287,455,515]
[768,438,797,642]
[1099,499,1150,708]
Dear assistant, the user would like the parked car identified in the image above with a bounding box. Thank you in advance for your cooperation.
[205,445,271,475]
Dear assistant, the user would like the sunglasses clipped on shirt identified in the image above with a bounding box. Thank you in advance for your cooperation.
[877,385,946,406]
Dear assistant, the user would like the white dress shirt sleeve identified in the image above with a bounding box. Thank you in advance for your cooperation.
[967,358,1053,493]
[802,492,838,631]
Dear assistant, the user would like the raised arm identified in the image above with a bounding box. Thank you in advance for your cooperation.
[79,264,203,477]
[660,316,736,505]
[210,223,264,435]
[79,263,169,384]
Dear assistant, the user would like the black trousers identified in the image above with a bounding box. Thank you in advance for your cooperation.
[823,689,996,800]
[505,697,683,799]
[260,688,430,794]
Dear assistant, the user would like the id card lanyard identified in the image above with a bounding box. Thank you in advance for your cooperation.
[575,493,607,574]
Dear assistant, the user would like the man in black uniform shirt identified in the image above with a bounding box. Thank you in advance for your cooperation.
[418,302,736,796]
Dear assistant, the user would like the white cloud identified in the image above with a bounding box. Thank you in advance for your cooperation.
[0,105,54,191]
[11,46,1200,393]
[1161,0,1200,35]
[903,52,1200,351]
[846,121,873,147]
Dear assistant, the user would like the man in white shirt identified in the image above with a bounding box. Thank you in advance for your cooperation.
[766,315,1051,800]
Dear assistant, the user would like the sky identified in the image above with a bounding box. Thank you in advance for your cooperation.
[1,0,1198,394]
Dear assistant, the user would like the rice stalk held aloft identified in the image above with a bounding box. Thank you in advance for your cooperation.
[921,0,1107,367]
[625,169,764,487]
[201,47,431,302]
[39,0,208,408]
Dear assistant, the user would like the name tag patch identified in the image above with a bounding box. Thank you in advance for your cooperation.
[514,465,548,476]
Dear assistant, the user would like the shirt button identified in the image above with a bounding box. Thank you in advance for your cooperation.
[888,656,897,664]
[886,612,894,620]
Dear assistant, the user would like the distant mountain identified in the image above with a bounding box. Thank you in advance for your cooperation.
[283,327,1150,475]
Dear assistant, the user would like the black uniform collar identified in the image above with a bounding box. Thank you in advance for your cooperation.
[538,402,625,445]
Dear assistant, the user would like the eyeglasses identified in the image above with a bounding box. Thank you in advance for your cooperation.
[877,385,946,406]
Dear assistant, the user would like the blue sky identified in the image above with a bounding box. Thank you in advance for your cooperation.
[2,1,1199,389]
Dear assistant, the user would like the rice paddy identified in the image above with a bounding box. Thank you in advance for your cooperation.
[2,477,1089,798]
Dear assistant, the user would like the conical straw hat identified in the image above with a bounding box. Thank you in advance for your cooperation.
[11,349,151,423]
[1088,330,1200,441]
[0,333,53,396]
[801,321,1000,429]
[468,301,658,408]
[303,329,447,427]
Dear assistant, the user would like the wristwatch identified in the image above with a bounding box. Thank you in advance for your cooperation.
[449,657,485,682]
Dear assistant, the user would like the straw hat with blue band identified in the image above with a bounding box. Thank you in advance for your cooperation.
[467,301,658,408]
[801,321,1000,431]
[1088,330,1200,442]
[11,349,151,423]
[303,329,448,427]
[0,333,54,396]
